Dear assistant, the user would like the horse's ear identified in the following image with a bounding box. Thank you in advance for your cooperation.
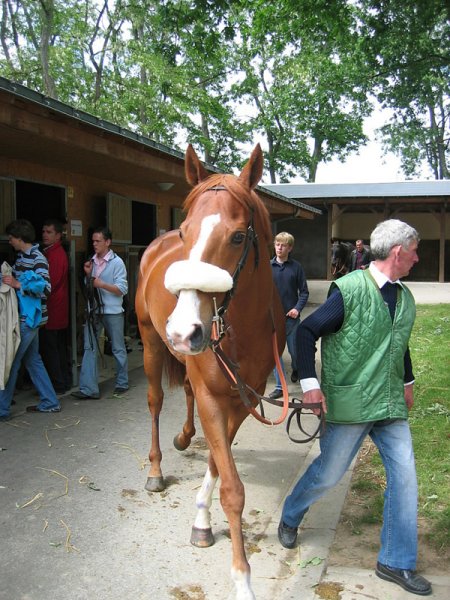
[185,144,209,186]
[238,144,263,190]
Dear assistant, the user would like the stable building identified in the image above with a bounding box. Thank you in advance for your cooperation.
[0,76,320,385]
[263,181,450,282]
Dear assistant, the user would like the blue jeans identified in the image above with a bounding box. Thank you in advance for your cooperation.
[282,419,418,570]
[79,314,128,395]
[274,317,300,389]
[0,322,60,417]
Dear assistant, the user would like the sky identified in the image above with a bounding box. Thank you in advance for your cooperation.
[313,140,404,184]
[290,108,432,185]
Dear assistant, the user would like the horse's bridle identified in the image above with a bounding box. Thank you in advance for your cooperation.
[207,186,259,329]
[206,185,325,443]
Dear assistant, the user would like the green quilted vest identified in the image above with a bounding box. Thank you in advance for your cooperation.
[321,270,416,424]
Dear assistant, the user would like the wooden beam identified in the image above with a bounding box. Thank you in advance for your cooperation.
[439,205,446,283]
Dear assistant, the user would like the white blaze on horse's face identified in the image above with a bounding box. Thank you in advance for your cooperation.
[165,213,233,354]
[190,213,220,261]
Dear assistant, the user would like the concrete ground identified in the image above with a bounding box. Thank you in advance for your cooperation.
[1,281,449,600]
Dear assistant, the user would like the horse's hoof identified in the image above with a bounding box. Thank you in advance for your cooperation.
[190,526,215,548]
[145,476,165,492]
[173,433,190,451]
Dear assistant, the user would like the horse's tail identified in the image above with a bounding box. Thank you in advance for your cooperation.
[164,347,186,388]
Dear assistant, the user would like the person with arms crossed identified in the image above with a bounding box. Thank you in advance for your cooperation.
[0,219,61,420]
[71,227,129,400]
[278,219,431,596]
[268,232,309,399]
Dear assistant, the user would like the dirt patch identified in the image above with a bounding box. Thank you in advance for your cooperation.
[315,581,344,600]
[328,440,449,575]
[169,585,206,600]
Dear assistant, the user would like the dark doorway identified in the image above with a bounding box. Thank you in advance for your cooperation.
[16,180,66,238]
[132,201,157,245]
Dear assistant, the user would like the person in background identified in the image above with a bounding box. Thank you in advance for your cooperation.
[39,219,70,394]
[71,226,128,400]
[0,219,61,421]
[268,232,309,400]
[349,239,371,271]
[278,219,431,597]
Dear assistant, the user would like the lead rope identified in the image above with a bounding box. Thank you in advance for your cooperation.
[210,300,325,441]
[210,301,288,426]
[85,275,106,369]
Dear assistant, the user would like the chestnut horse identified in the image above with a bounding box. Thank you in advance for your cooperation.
[135,144,285,600]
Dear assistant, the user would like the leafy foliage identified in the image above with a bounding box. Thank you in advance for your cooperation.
[0,0,448,180]
[358,0,450,179]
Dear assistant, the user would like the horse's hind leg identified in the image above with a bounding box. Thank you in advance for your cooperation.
[142,325,166,493]
[173,375,196,451]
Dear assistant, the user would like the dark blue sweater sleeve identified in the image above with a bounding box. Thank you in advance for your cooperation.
[297,289,344,380]
[295,264,309,313]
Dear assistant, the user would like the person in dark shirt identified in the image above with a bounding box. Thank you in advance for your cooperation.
[349,239,371,271]
[268,232,309,399]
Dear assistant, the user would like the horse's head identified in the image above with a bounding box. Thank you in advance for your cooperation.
[165,143,271,354]
[331,241,353,278]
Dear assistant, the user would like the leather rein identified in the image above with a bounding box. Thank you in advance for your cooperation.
[206,187,324,443]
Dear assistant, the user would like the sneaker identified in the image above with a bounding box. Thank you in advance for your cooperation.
[278,520,298,549]
[71,391,100,400]
[26,405,61,413]
[114,387,129,395]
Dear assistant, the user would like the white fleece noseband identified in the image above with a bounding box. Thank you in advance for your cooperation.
[165,260,233,295]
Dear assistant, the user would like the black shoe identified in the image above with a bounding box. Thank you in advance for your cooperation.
[26,405,61,413]
[290,370,299,383]
[278,520,298,549]
[71,391,100,400]
[375,562,432,596]
[268,389,283,400]
[114,387,129,395]
[0,415,12,422]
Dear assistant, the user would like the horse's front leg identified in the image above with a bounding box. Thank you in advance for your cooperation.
[142,328,166,493]
[191,462,218,548]
[196,399,255,600]
[173,375,196,451]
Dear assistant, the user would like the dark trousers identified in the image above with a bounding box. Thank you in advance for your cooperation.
[39,328,71,393]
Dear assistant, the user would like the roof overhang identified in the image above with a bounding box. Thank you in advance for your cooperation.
[0,77,320,219]
[263,182,450,214]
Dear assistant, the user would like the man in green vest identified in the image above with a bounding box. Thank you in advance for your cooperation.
[278,219,432,596]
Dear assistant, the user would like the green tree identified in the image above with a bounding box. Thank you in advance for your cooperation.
[229,0,372,182]
[359,0,449,179]
[3,1,445,181]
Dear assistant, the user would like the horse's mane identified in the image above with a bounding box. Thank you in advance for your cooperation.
[183,173,273,247]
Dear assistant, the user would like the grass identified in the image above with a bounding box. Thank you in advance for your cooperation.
[349,304,450,553]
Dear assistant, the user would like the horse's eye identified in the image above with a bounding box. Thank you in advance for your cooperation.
[231,231,246,246]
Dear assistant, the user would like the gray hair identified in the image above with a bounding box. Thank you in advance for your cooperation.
[370,219,420,260]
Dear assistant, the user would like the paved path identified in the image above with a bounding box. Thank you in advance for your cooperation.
[1,280,448,600]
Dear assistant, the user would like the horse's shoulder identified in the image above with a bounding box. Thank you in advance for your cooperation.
[138,230,183,292]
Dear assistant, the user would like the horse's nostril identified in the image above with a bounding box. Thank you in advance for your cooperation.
[190,324,204,349]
